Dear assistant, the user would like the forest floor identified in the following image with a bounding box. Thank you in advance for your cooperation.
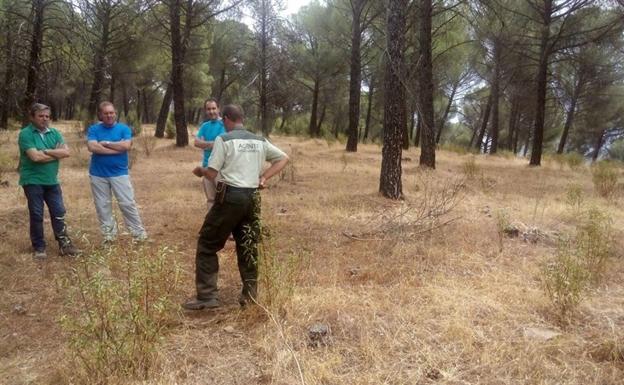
[1,122,624,385]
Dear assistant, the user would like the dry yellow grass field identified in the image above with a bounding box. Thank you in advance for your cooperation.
[1,122,623,384]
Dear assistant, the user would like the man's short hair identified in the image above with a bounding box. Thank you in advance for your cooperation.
[98,101,115,113]
[222,105,244,122]
[30,103,50,116]
[204,98,219,108]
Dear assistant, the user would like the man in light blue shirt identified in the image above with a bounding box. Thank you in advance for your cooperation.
[87,101,147,243]
[194,98,225,209]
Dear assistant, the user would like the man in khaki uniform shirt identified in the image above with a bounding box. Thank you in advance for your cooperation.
[184,104,289,310]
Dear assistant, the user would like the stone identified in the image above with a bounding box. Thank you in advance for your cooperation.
[308,323,331,347]
[12,304,26,315]
[503,225,520,238]
[523,326,561,341]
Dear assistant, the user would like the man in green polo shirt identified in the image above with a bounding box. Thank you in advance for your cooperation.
[18,103,79,259]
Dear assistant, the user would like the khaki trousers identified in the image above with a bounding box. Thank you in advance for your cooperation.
[203,176,217,210]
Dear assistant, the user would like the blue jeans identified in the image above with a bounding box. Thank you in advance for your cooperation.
[23,184,69,251]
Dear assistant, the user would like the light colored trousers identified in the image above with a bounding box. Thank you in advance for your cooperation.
[203,176,217,210]
[90,175,147,240]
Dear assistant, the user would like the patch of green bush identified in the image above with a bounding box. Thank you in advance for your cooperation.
[592,161,619,199]
[59,243,182,383]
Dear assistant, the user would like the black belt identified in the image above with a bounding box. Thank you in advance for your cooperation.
[226,185,257,193]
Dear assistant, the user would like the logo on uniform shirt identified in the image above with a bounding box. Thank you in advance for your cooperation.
[238,142,260,152]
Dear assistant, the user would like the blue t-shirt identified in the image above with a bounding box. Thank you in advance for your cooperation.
[87,122,132,177]
[197,119,225,167]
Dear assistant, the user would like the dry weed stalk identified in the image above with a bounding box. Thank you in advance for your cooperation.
[344,175,465,241]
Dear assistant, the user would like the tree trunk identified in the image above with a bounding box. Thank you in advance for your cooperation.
[217,66,227,102]
[476,92,492,152]
[142,89,150,123]
[557,73,584,154]
[414,112,421,147]
[155,81,172,137]
[170,0,188,146]
[22,0,46,121]
[591,129,605,162]
[308,79,320,137]
[489,41,501,154]
[87,5,111,119]
[379,0,407,199]
[279,109,289,132]
[436,81,458,143]
[1,41,14,129]
[507,99,518,150]
[136,89,142,121]
[529,0,552,166]
[346,0,364,152]
[418,0,435,169]
[109,73,116,105]
[363,76,374,141]
[122,83,129,117]
[259,1,270,137]
[316,103,326,134]
[402,120,409,150]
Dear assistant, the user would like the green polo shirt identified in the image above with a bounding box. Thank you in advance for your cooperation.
[18,123,65,186]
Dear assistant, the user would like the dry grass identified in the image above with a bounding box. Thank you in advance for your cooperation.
[1,123,623,384]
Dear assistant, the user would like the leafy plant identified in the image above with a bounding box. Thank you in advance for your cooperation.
[0,151,15,183]
[461,156,480,180]
[564,152,584,170]
[564,183,584,213]
[165,112,176,139]
[123,110,142,136]
[575,207,613,282]
[543,239,590,321]
[592,161,619,199]
[494,208,511,252]
[59,243,182,383]
[542,207,614,321]
[245,194,304,315]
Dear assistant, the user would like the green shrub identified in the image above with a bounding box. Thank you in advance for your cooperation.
[564,152,584,170]
[279,149,296,183]
[564,183,584,213]
[7,118,21,130]
[461,156,480,180]
[248,195,305,315]
[136,133,158,157]
[122,110,142,136]
[59,243,182,383]
[494,208,511,252]
[542,207,614,321]
[0,151,16,182]
[165,112,175,139]
[543,240,590,321]
[592,161,619,198]
[440,143,471,155]
[575,207,613,282]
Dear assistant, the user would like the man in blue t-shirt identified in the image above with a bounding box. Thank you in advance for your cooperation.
[193,98,225,209]
[87,101,147,243]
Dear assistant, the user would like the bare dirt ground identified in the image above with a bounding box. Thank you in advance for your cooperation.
[1,122,623,384]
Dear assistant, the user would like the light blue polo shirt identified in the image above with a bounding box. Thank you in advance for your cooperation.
[87,122,132,177]
[197,119,225,167]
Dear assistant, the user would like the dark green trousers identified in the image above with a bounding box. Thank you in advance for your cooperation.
[195,188,260,301]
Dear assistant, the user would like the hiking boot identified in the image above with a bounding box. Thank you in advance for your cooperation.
[182,298,220,310]
[33,249,47,260]
[60,243,81,257]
